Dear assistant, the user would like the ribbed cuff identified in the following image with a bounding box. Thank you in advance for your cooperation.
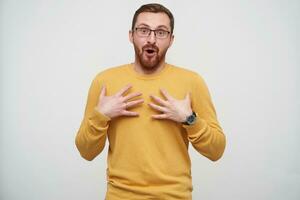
[88,108,111,130]
[182,118,207,137]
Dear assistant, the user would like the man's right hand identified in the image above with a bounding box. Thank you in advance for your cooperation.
[96,84,144,119]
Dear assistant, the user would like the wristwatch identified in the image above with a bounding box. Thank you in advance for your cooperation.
[182,111,197,125]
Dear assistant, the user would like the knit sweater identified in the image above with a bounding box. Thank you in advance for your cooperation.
[75,63,226,200]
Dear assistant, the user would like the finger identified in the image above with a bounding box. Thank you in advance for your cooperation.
[150,95,169,106]
[152,114,168,119]
[160,88,173,100]
[123,92,142,101]
[148,103,167,113]
[125,99,144,108]
[116,84,132,97]
[121,110,139,117]
[100,85,106,99]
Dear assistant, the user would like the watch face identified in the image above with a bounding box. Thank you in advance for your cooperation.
[187,114,196,125]
[183,112,197,125]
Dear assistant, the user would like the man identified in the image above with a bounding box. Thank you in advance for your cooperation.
[75,3,226,200]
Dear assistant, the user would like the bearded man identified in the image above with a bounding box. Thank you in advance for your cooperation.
[75,3,226,200]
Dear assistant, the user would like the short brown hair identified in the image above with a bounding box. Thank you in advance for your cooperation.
[131,3,174,33]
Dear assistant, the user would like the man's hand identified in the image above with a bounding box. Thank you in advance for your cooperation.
[148,89,193,123]
[96,84,144,118]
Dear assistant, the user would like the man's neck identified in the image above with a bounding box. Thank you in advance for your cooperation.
[133,60,166,75]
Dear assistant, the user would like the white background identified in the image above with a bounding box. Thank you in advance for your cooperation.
[1,0,299,199]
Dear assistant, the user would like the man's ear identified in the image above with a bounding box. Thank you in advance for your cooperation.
[129,30,133,43]
[169,34,174,48]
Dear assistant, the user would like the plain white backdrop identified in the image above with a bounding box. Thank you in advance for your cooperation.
[0,0,299,199]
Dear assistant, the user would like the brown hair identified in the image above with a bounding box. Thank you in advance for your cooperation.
[131,3,174,33]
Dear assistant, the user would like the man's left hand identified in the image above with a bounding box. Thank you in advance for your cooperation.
[148,89,193,123]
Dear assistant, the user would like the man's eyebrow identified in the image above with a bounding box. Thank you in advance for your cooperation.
[136,24,169,30]
[156,25,169,30]
[136,23,150,28]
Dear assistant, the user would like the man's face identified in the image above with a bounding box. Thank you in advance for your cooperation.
[129,12,174,70]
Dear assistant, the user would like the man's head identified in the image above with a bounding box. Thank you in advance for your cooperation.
[129,3,174,71]
[131,3,174,34]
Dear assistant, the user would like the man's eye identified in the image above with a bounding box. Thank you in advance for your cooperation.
[156,30,166,35]
[140,29,148,33]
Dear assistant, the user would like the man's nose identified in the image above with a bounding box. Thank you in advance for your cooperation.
[147,31,157,44]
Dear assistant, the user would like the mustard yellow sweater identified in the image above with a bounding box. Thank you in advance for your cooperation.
[75,63,226,200]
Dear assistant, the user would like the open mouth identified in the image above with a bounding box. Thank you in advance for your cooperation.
[144,48,157,56]
[143,45,158,57]
[146,49,155,54]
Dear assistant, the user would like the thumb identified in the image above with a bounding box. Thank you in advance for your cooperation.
[100,85,106,98]
[185,92,191,102]
[184,92,191,104]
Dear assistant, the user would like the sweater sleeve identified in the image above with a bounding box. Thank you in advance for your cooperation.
[183,75,226,161]
[75,75,111,161]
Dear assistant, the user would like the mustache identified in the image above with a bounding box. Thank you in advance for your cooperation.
[142,44,159,52]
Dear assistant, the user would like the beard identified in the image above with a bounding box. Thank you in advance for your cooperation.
[133,43,168,71]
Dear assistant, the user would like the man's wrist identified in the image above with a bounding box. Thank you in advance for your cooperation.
[182,111,197,125]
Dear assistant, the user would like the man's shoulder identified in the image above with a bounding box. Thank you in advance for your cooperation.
[94,64,129,80]
[168,63,204,81]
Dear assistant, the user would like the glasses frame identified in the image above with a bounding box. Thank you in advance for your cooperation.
[134,27,171,39]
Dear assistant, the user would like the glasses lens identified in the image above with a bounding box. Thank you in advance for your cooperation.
[137,28,149,36]
[156,30,167,38]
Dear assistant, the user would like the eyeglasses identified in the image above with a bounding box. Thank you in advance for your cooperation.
[134,27,171,39]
